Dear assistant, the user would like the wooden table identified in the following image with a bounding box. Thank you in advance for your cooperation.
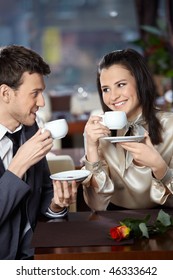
[33,209,173,260]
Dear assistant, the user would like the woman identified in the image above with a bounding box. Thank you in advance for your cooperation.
[82,48,173,211]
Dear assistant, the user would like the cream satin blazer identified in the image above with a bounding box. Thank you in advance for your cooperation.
[82,111,173,210]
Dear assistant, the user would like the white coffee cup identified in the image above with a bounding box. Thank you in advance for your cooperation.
[43,119,68,139]
[100,111,127,129]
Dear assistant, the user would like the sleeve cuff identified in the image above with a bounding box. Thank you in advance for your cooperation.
[84,158,102,172]
[45,207,68,218]
[160,168,173,185]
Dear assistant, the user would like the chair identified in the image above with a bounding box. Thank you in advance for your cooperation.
[46,152,76,212]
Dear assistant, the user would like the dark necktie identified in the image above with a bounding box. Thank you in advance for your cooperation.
[6,130,22,156]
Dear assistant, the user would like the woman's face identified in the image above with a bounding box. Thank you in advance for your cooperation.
[100,64,142,121]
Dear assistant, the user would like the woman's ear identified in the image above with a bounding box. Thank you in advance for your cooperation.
[0,84,11,103]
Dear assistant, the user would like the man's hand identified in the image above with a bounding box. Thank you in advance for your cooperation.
[8,128,53,178]
[51,180,78,210]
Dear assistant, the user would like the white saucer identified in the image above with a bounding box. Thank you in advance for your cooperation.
[102,135,144,143]
[50,170,91,182]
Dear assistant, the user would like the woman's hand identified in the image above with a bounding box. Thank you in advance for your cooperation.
[84,115,110,162]
[85,115,110,146]
[120,132,168,180]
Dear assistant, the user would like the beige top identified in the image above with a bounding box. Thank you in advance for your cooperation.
[82,111,173,210]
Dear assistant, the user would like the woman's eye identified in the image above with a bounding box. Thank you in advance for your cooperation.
[118,82,126,88]
[102,88,110,93]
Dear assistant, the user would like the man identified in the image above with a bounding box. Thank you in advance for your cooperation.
[0,45,77,259]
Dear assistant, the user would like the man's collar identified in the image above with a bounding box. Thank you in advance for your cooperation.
[0,124,23,140]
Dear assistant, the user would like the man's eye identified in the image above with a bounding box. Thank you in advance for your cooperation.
[33,91,39,97]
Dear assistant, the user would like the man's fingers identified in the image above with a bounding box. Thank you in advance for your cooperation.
[53,180,78,207]
[53,180,64,203]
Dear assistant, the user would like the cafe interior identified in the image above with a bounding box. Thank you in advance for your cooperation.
[1,0,173,259]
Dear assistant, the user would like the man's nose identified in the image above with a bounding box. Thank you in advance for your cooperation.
[37,94,45,107]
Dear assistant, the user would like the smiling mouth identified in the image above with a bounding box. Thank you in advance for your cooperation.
[113,101,126,107]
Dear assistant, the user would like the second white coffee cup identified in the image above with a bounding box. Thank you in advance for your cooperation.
[43,119,68,139]
[100,111,127,129]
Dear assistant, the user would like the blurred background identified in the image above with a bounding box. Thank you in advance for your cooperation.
[0,0,173,148]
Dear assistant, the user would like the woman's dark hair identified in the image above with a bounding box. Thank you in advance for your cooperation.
[96,48,162,145]
[0,45,50,90]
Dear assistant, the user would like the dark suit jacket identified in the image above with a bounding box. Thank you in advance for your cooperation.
[0,122,53,259]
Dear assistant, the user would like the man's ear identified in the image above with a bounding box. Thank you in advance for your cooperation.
[0,84,12,103]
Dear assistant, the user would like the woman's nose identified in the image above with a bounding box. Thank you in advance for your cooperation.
[110,89,120,100]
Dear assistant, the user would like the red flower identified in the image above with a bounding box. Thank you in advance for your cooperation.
[110,225,131,241]
[108,210,173,242]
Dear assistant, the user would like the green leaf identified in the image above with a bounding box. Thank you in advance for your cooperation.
[111,209,173,241]
[157,210,172,227]
[139,222,149,238]
[166,69,173,78]
[121,214,151,238]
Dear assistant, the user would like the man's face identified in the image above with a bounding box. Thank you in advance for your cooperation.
[8,72,46,129]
